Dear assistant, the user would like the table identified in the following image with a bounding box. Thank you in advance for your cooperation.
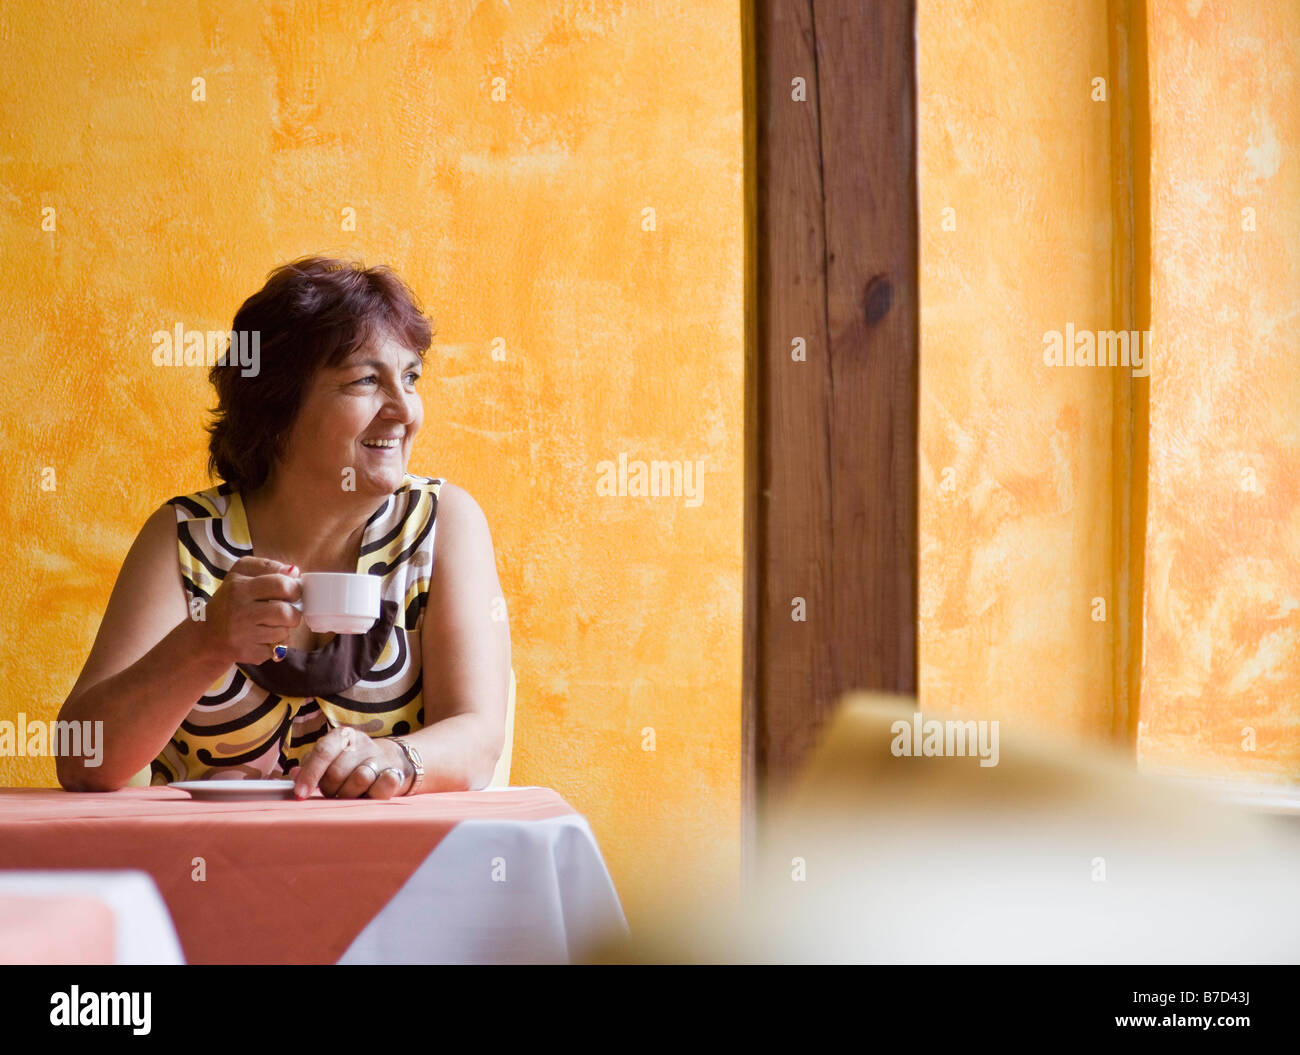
[0,893,114,964]
[0,872,183,964]
[0,786,626,964]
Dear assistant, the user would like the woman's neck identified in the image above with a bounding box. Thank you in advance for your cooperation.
[240,473,386,573]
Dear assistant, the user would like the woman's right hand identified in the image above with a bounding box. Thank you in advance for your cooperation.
[200,557,303,665]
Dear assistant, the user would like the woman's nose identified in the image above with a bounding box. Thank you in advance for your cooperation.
[380,384,416,422]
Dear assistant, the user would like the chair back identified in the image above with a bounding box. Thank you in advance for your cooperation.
[487,667,517,788]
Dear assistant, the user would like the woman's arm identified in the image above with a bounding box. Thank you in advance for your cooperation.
[57,506,302,791]
[57,505,225,791]
[405,481,511,790]
[292,482,511,797]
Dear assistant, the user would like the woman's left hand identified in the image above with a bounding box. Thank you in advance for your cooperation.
[293,726,411,799]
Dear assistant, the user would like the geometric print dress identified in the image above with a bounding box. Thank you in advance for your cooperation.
[150,473,442,783]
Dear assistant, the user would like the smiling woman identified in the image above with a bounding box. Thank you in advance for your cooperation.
[56,257,510,798]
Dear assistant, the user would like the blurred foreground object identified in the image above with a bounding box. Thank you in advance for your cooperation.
[589,694,1300,963]
[0,871,183,964]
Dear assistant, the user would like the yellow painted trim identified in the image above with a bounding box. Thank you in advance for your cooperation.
[1106,0,1151,750]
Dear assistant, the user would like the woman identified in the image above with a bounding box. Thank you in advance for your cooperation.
[56,257,510,798]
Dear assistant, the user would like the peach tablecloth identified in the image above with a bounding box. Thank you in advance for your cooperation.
[0,894,115,964]
[0,786,583,964]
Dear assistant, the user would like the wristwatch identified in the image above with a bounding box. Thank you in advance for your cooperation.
[387,736,425,795]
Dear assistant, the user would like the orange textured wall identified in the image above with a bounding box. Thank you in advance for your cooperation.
[920,0,1298,783]
[0,1,744,932]
[918,1,1125,740]
[1138,0,1300,781]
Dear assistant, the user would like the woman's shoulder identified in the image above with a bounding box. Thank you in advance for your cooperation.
[425,480,494,549]
[405,475,488,509]
[409,478,493,537]
[164,481,238,522]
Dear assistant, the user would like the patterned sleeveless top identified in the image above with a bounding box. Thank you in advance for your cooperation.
[151,473,443,784]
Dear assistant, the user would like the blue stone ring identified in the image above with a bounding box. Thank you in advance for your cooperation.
[271,643,289,662]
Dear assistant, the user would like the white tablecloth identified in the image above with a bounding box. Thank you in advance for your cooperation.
[339,789,628,964]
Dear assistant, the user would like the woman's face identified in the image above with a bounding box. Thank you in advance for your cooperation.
[277,331,424,497]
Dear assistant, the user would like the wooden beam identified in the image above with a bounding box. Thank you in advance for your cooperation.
[747,0,919,830]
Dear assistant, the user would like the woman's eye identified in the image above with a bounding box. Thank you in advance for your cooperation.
[350,373,419,387]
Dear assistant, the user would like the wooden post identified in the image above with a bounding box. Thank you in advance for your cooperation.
[745,0,920,862]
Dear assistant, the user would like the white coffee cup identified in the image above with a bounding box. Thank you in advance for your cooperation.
[289,572,381,635]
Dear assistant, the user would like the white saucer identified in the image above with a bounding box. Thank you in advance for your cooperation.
[171,780,298,801]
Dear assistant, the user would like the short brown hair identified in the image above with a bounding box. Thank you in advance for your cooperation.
[206,256,433,492]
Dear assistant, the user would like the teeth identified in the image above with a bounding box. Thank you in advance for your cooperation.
[363,438,400,448]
